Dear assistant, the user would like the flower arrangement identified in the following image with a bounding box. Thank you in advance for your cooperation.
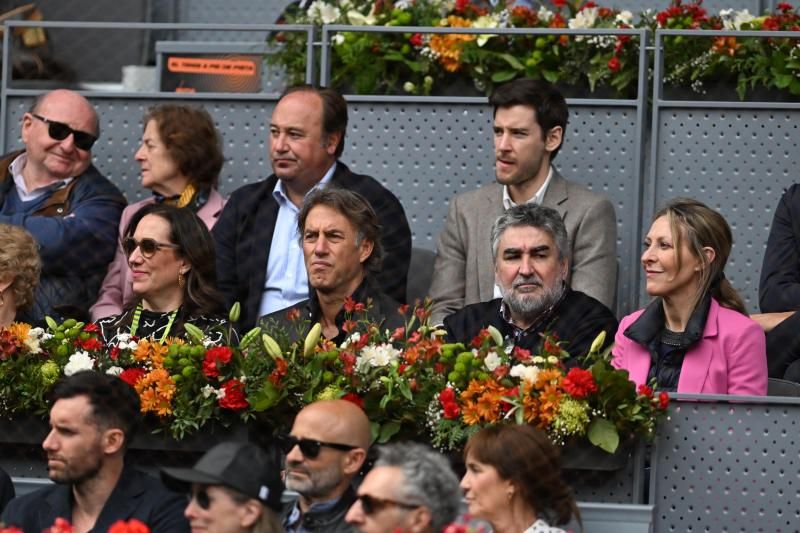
[269,0,800,99]
[1,299,668,454]
[0,517,151,533]
[428,329,669,453]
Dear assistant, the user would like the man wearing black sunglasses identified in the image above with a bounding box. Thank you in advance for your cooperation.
[0,89,125,323]
[281,399,372,533]
[345,442,462,533]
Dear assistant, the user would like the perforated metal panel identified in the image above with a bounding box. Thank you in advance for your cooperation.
[175,0,294,41]
[650,398,800,532]
[650,107,800,312]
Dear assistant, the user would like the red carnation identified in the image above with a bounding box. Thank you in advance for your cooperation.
[219,379,248,410]
[109,519,150,533]
[342,392,365,410]
[638,384,654,398]
[78,337,104,352]
[513,346,532,362]
[202,346,233,378]
[119,368,146,388]
[608,56,621,72]
[439,387,456,404]
[83,323,100,333]
[562,368,598,399]
[409,33,423,47]
[658,391,670,410]
[443,401,460,419]
[777,2,793,12]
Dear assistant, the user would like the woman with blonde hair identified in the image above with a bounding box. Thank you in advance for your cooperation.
[0,224,41,327]
[461,424,580,533]
[613,198,767,394]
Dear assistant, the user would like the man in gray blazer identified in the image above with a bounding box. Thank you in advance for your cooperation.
[429,78,617,326]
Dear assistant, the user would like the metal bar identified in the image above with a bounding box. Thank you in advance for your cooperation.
[3,20,311,31]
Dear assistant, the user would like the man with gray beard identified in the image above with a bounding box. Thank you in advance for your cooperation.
[280,399,371,532]
[443,203,617,366]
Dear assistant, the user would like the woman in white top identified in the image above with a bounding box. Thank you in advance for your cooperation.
[461,425,579,533]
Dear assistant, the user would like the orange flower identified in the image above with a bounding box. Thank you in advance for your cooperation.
[7,322,31,341]
[135,368,175,416]
[134,339,169,367]
[712,36,741,57]
[429,16,476,72]
[536,383,562,428]
[534,368,563,390]
[459,378,509,425]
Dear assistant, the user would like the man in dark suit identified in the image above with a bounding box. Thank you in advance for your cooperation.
[753,184,800,381]
[260,188,405,345]
[1,371,188,532]
[213,85,411,330]
[444,203,617,366]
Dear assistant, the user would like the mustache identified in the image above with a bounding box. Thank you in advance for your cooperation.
[512,274,543,289]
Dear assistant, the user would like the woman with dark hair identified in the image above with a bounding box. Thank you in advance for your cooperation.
[91,104,226,320]
[460,425,579,533]
[0,224,41,327]
[613,198,767,394]
[96,203,227,345]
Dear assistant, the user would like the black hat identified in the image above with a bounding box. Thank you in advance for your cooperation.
[161,442,283,512]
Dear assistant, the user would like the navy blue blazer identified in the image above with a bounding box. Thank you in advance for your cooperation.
[213,162,412,330]
[0,466,189,533]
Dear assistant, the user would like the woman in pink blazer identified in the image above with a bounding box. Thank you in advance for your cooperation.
[613,198,767,395]
[90,105,226,320]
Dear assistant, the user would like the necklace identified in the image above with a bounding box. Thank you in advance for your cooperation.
[129,303,179,342]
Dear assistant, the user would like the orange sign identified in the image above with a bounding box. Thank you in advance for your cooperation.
[167,57,256,76]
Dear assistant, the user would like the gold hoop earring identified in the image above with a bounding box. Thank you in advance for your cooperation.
[178,272,186,288]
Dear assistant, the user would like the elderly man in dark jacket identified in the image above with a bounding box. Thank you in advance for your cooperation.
[0,89,125,323]
[444,203,617,366]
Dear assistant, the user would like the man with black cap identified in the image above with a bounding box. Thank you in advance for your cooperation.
[162,441,284,533]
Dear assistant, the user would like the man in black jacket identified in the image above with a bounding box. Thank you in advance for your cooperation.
[260,188,405,344]
[213,85,411,330]
[281,399,372,533]
[0,371,188,532]
[444,203,617,365]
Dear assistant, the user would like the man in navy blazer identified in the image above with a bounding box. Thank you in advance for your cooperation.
[213,85,411,330]
[1,372,188,532]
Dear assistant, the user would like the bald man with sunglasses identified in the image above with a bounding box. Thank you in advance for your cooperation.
[281,399,372,533]
[0,89,126,324]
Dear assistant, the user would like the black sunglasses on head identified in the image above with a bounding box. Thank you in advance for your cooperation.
[122,236,180,259]
[279,435,357,459]
[357,494,420,516]
[31,113,97,151]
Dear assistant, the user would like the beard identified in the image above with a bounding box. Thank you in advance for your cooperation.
[500,274,565,321]
[47,445,103,485]
[285,460,346,500]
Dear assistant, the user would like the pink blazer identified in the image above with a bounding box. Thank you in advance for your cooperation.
[612,298,767,395]
[89,190,226,321]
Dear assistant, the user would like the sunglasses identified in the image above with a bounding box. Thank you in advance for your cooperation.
[190,488,212,510]
[357,494,419,516]
[31,113,98,151]
[279,435,357,459]
[122,237,180,259]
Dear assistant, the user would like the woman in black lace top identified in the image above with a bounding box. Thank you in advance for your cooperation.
[96,203,227,345]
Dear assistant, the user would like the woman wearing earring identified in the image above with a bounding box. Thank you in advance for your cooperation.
[91,104,226,321]
[96,203,227,345]
[612,198,767,394]
[0,224,41,328]
[460,424,580,533]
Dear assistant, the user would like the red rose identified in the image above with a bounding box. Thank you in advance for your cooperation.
[119,368,146,388]
[443,402,460,420]
[219,379,248,410]
[638,384,654,398]
[658,391,669,410]
[562,368,598,399]
[83,323,100,333]
[342,392,365,410]
[439,388,456,404]
[202,346,233,378]
[409,33,423,47]
[608,56,621,72]
[109,519,150,533]
[79,338,104,352]
[512,346,532,362]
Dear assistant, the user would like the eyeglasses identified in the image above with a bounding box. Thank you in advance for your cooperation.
[31,113,98,151]
[356,494,419,516]
[122,237,180,259]
[279,435,357,459]
[190,488,212,510]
